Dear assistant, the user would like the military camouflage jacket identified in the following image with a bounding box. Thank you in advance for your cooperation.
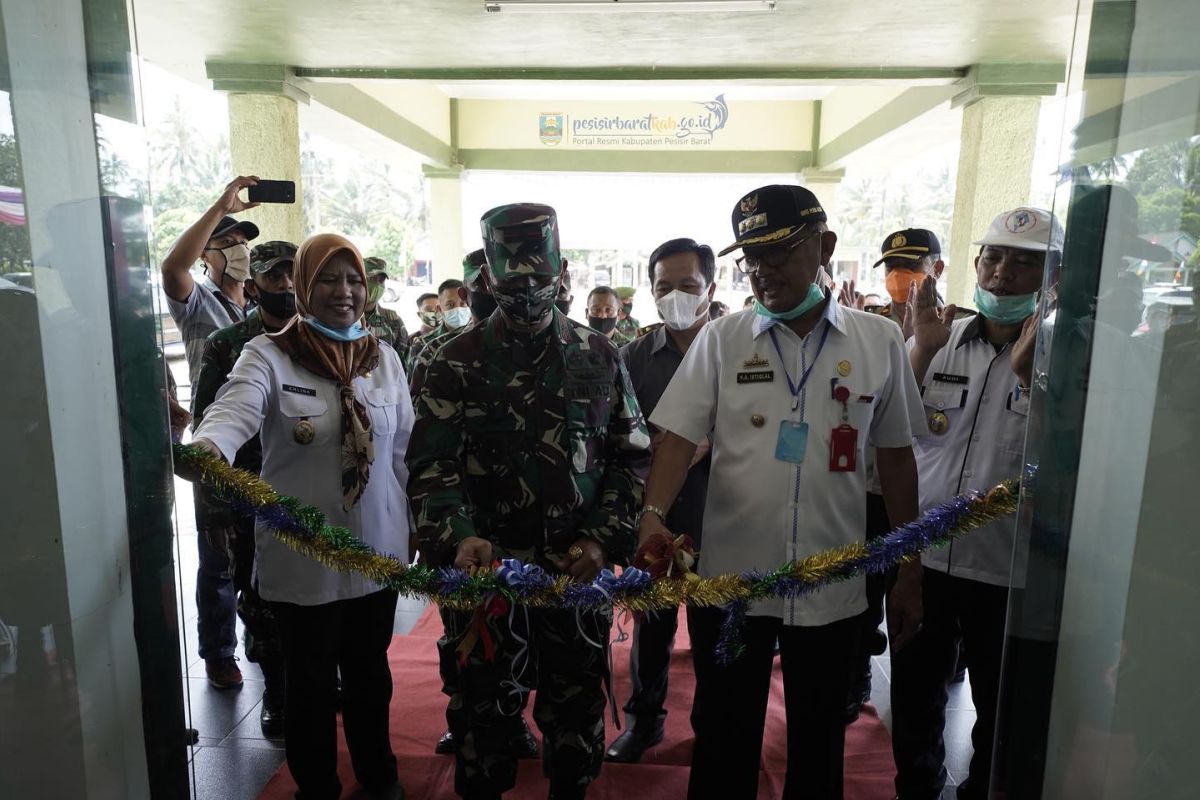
[407,309,652,569]
[192,309,270,525]
[616,316,641,340]
[365,306,411,362]
[407,324,470,398]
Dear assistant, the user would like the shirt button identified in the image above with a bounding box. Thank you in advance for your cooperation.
[971,435,981,442]
[964,470,974,478]
[936,401,945,410]
[981,395,990,404]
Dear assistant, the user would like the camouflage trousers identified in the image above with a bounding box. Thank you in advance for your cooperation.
[440,605,613,799]
[206,516,284,669]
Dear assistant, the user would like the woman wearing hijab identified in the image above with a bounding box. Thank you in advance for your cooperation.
[193,233,412,800]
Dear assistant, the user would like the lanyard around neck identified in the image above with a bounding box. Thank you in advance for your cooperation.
[767,321,831,411]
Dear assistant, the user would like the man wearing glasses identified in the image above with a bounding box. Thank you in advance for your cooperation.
[637,185,926,799]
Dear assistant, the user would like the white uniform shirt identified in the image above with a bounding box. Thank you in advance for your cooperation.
[194,336,414,606]
[909,314,1030,587]
[651,301,926,626]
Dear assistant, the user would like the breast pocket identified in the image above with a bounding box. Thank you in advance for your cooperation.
[917,376,970,448]
[278,392,331,447]
[364,386,398,436]
[464,402,523,478]
[566,397,610,474]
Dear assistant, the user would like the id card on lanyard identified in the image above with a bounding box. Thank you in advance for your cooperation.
[768,323,830,465]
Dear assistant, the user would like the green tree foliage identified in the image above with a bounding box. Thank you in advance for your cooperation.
[1124,137,1200,241]
[0,132,32,274]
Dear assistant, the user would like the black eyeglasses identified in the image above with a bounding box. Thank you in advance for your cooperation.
[735,228,820,274]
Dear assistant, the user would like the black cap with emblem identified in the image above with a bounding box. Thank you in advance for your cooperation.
[717,184,827,257]
[871,228,942,268]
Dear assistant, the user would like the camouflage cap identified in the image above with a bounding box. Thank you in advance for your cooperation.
[614,286,636,301]
[462,248,487,286]
[249,240,298,274]
[479,203,562,278]
[364,256,389,278]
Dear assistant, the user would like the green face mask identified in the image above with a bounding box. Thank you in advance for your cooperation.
[753,283,826,320]
[974,285,1037,324]
[367,283,385,306]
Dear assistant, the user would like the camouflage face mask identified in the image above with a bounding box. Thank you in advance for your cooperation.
[480,206,562,280]
[491,280,559,328]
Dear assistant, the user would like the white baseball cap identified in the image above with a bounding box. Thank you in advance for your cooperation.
[973,207,1064,253]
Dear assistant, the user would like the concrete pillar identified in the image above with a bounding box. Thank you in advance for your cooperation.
[426,166,464,287]
[227,92,304,245]
[802,168,846,223]
[946,95,1043,307]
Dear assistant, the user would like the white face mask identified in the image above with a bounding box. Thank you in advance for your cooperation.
[218,242,252,282]
[442,305,473,329]
[656,288,709,331]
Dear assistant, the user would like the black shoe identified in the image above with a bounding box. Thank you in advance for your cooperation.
[511,718,539,759]
[845,665,873,726]
[435,729,458,754]
[604,725,665,763]
[260,693,286,738]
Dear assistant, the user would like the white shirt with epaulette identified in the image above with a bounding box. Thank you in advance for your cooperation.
[908,314,1030,587]
[651,301,926,626]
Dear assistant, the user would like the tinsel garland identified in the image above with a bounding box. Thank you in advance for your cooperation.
[173,443,1021,615]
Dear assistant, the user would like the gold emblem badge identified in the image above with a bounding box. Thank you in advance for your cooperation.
[739,193,759,216]
[891,233,907,249]
[928,411,949,435]
[743,354,770,369]
[837,360,852,377]
[751,414,766,428]
[293,418,316,445]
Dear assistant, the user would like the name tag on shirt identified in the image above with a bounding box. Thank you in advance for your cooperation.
[923,373,969,410]
[737,370,775,384]
[282,383,317,397]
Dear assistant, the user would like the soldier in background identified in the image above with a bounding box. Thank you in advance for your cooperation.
[363,256,410,362]
[615,285,641,340]
[191,240,298,735]
[408,203,651,800]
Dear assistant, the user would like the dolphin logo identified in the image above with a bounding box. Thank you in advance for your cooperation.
[699,94,729,133]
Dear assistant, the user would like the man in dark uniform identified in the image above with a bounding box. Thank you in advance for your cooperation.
[363,256,411,362]
[606,237,716,763]
[191,240,297,735]
[408,203,651,800]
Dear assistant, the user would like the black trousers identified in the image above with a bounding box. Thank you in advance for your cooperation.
[688,608,859,800]
[622,607,695,730]
[852,493,891,679]
[890,568,1008,800]
[272,590,399,800]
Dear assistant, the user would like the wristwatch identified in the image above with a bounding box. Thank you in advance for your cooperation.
[636,504,668,527]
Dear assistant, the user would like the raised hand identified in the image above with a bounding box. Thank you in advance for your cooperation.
[908,274,956,354]
[215,175,261,215]
[838,278,865,310]
[1010,312,1039,387]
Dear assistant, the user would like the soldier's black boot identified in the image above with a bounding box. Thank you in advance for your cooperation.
[258,654,286,737]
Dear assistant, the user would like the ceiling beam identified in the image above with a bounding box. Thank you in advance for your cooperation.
[815,85,958,169]
[293,66,967,83]
[951,62,1066,107]
[458,148,812,173]
[297,81,453,167]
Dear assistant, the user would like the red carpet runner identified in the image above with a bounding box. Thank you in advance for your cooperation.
[259,606,896,799]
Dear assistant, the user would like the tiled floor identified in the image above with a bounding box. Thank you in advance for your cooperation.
[169,359,976,800]
[175,480,430,800]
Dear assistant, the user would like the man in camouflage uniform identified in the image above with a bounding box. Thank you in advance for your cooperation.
[614,286,640,340]
[408,203,652,800]
[363,256,411,362]
[409,252,491,398]
[405,277,472,374]
[191,240,298,736]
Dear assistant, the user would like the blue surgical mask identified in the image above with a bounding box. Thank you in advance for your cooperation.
[973,285,1037,324]
[305,316,369,341]
[753,283,826,321]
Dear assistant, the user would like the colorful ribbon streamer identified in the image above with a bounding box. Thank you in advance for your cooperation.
[172,443,1021,615]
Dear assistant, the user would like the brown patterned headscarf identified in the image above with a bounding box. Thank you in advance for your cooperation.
[269,233,380,510]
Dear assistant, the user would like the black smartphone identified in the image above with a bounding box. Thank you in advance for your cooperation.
[247,179,295,204]
[864,303,887,314]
